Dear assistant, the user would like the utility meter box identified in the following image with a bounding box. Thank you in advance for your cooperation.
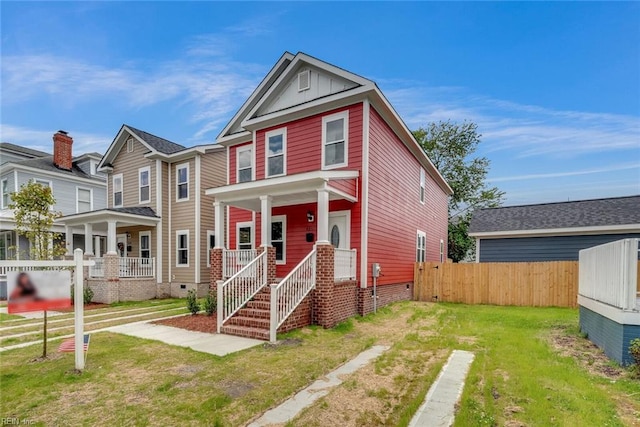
[372,263,382,278]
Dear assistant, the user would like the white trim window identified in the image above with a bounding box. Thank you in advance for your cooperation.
[0,231,13,260]
[1,179,8,208]
[265,128,286,178]
[206,230,216,267]
[271,215,286,264]
[237,145,253,183]
[420,168,426,204]
[112,174,123,207]
[76,187,92,213]
[439,239,445,263]
[139,166,151,204]
[322,111,349,169]
[237,222,253,250]
[140,231,151,259]
[176,163,189,201]
[176,230,189,267]
[416,230,426,262]
[33,178,52,188]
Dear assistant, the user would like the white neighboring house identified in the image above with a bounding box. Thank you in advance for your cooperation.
[0,131,107,260]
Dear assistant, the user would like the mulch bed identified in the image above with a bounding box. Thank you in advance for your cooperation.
[58,303,108,312]
[152,314,218,333]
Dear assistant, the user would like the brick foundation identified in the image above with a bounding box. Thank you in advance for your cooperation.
[333,280,359,324]
[210,248,223,293]
[87,278,158,303]
[313,243,336,328]
[278,294,312,333]
[358,282,413,315]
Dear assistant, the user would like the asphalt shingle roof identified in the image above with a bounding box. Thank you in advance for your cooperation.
[469,195,640,234]
[107,207,158,217]
[0,142,50,158]
[10,156,105,181]
[126,125,186,154]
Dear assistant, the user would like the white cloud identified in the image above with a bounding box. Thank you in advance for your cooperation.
[0,124,111,154]
[488,162,640,183]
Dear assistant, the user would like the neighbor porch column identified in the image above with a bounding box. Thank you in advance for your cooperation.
[214,201,225,249]
[316,188,329,244]
[260,195,272,247]
[84,223,94,256]
[107,220,117,255]
[94,236,101,257]
[65,225,73,256]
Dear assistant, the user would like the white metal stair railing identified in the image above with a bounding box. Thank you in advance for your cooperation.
[334,248,356,280]
[217,250,267,333]
[223,249,258,278]
[269,248,317,343]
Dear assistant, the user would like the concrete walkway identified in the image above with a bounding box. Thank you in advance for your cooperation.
[409,350,475,427]
[248,345,389,427]
[108,322,263,356]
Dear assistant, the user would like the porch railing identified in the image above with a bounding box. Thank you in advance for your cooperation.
[335,248,357,281]
[223,249,258,278]
[270,248,317,342]
[119,257,155,278]
[217,251,267,332]
[89,258,105,278]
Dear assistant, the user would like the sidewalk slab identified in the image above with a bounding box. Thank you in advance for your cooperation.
[248,345,389,427]
[409,350,475,427]
[108,323,263,356]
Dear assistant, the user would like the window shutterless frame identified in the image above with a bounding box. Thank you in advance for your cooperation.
[206,230,215,267]
[1,179,8,209]
[76,187,93,213]
[416,230,426,262]
[139,231,151,259]
[236,145,253,183]
[236,221,254,250]
[176,163,189,202]
[176,230,189,267]
[420,168,426,204]
[321,110,349,170]
[265,128,287,178]
[139,166,151,204]
[112,173,123,207]
[271,215,286,264]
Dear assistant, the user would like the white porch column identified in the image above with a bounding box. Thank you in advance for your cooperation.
[65,225,73,256]
[107,220,117,255]
[260,195,272,247]
[94,236,101,257]
[317,189,330,244]
[214,201,225,249]
[84,223,94,256]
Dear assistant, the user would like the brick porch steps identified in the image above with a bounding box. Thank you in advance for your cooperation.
[219,287,272,341]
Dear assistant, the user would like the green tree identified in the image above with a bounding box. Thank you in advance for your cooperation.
[413,121,504,262]
[9,181,66,260]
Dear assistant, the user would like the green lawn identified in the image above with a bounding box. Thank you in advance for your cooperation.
[0,312,22,321]
[0,302,638,426]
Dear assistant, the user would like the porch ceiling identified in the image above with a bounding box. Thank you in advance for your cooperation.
[205,170,359,211]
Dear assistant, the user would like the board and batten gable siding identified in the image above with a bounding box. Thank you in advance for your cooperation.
[478,233,640,262]
[200,150,227,281]
[16,170,106,215]
[170,157,197,283]
[107,136,156,208]
[366,107,448,287]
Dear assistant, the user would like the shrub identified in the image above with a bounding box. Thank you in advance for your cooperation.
[203,292,216,316]
[70,284,94,305]
[186,289,200,315]
[629,338,640,367]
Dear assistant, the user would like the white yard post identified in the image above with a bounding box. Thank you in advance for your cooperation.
[74,249,85,371]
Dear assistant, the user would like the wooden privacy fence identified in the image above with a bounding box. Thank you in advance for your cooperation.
[414,261,580,308]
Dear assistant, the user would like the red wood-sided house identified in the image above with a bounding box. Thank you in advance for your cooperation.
[207,52,452,341]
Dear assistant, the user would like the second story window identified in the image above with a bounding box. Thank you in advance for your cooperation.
[34,179,51,188]
[322,111,348,169]
[176,163,189,201]
[420,168,426,204]
[237,146,253,183]
[77,188,92,213]
[266,129,286,178]
[139,166,150,204]
[113,174,123,207]
[1,179,8,208]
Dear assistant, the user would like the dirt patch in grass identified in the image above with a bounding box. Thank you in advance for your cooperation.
[548,326,625,380]
[151,313,217,333]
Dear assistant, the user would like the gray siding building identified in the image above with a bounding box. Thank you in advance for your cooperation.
[469,196,640,262]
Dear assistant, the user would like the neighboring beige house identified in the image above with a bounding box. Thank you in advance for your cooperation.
[61,125,225,302]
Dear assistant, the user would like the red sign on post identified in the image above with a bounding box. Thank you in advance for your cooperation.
[7,270,72,314]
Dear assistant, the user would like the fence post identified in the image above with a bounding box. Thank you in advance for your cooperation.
[74,248,85,371]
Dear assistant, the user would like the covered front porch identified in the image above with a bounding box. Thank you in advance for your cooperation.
[61,208,162,303]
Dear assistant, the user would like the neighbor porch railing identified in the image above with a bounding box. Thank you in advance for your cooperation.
[270,248,317,342]
[217,250,267,332]
[223,249,258,278]
[89,257,104,278]
[119,257,155,278]
[335,248,356,281]
[578,238,639,311]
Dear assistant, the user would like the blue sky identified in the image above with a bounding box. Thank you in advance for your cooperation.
[1,2,639,205]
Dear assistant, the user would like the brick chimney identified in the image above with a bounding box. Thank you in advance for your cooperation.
[53,130,73,171]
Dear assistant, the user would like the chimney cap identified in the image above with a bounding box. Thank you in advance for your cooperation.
[57,130,68,135]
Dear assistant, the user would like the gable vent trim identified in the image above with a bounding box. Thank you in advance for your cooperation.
[298,70,310,92]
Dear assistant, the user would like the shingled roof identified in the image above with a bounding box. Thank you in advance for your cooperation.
[0,142,50,158]
[125,125,186,154]
[469,195,640,234]
[8,156,105,181]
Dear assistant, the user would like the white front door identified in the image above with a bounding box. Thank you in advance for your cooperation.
[328,211,350,249]
[116,234,127,257]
